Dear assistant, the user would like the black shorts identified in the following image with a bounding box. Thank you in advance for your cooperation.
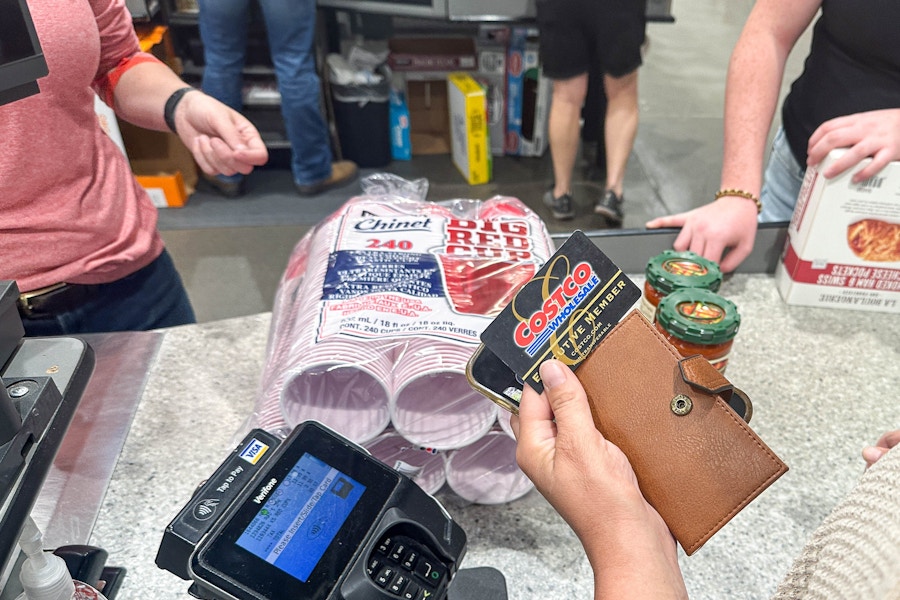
[536,0,646,80]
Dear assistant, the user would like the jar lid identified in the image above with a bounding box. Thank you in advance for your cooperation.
[645,250,722,295]
[656,288,740,345]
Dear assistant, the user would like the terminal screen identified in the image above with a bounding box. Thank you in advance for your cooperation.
[236,452,366,582]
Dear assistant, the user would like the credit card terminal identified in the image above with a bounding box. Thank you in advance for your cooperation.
[157,421,466,600]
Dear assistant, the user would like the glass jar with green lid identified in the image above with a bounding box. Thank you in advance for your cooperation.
[640,250,723,322]
[654,288,740,372]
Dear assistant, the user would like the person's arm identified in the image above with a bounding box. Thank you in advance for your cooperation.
[647,0,821,272]
[89,0,267,176]
[510,360,688,600]
[773,433,900,598]
[112,63,268,176]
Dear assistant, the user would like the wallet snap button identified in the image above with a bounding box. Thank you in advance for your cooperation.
[671,394,692,416]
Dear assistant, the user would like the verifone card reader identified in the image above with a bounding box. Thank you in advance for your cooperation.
[157,421,468,600]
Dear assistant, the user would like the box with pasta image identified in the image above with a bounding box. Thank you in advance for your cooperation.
[776,149,900,312]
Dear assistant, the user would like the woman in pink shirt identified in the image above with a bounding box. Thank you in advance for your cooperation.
[1,0,267,335]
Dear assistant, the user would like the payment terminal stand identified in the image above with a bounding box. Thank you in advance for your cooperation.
[157,422,508,600]
[0,281,103,597]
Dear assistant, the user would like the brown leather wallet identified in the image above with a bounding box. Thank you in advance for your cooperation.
[575,310,788,555]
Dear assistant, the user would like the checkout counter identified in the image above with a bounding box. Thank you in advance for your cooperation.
[2,227,899,599]
[4,1,895,598]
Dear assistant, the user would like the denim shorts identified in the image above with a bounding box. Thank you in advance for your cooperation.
[759,127,806,223]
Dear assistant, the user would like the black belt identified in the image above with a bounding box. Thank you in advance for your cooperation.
[17,282,102,319]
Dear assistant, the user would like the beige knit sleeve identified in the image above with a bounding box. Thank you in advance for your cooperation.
[772,446,900,599]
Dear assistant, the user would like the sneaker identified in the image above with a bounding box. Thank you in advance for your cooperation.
[295,160,359,196]
[201,172,246,198]
[594,189,624,226]
[543,189,576,220]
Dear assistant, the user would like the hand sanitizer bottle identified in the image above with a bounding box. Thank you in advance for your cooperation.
[15,517,108,600]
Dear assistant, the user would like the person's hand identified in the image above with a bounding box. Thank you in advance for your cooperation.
[808,109,900,183]
[862,430,900,469]
[174,91,269,177]
[511,360,687,599]
[645,196,758,273]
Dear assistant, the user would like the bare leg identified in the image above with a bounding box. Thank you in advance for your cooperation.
[548,73,589,198]
[603,69,639,196]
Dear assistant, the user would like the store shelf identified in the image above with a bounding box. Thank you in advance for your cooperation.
[244,106,291,151]
[168,11,198,26]
[178,61,277,82]
[259,137,292,150]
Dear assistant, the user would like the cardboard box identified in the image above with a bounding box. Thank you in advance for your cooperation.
[404,75,451,155]
[389,87,412,161]
[505,27,551,157]
[389,37,479,156]
[388,37,477,72]
[119,120,198,208]
[134,171,190,208]
[448,72,491,185]
[775,149,900,313]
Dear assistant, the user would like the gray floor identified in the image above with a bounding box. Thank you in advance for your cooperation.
[161,0,812,323]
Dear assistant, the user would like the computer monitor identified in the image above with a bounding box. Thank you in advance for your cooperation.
[0,0,49,106]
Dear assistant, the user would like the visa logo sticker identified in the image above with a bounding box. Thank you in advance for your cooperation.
[239,439,270,465]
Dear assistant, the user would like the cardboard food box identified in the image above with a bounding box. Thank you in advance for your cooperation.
[775,149,900,313]
[448,72,491,185]
[505,27,551,157]
[118,120,198,208]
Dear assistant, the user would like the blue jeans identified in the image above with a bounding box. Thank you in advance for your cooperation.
[21,250,196,336]
[759,127,806,223]
[198,0,332,186]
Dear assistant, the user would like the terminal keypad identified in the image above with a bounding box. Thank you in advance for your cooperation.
[368,533,448,599]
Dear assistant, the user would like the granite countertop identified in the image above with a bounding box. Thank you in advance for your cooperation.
[86,273,900,599]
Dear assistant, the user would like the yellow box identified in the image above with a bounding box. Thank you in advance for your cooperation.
[447,72,492,185]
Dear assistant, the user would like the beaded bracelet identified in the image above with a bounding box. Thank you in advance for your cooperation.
[163,86,196,134]
[714,188,762,214]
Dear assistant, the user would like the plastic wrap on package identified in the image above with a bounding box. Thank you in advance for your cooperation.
[364,427,447,495]
[445,427,533,504]
[245,174,554,503]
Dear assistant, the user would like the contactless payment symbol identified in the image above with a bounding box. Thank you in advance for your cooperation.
[192,498,220,521]
[480,231,640,393]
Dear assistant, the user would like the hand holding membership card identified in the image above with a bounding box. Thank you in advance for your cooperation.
[467,231,788,554]
[479,230,641,393]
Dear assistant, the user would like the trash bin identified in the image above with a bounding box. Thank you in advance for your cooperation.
[331,71,391,168]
